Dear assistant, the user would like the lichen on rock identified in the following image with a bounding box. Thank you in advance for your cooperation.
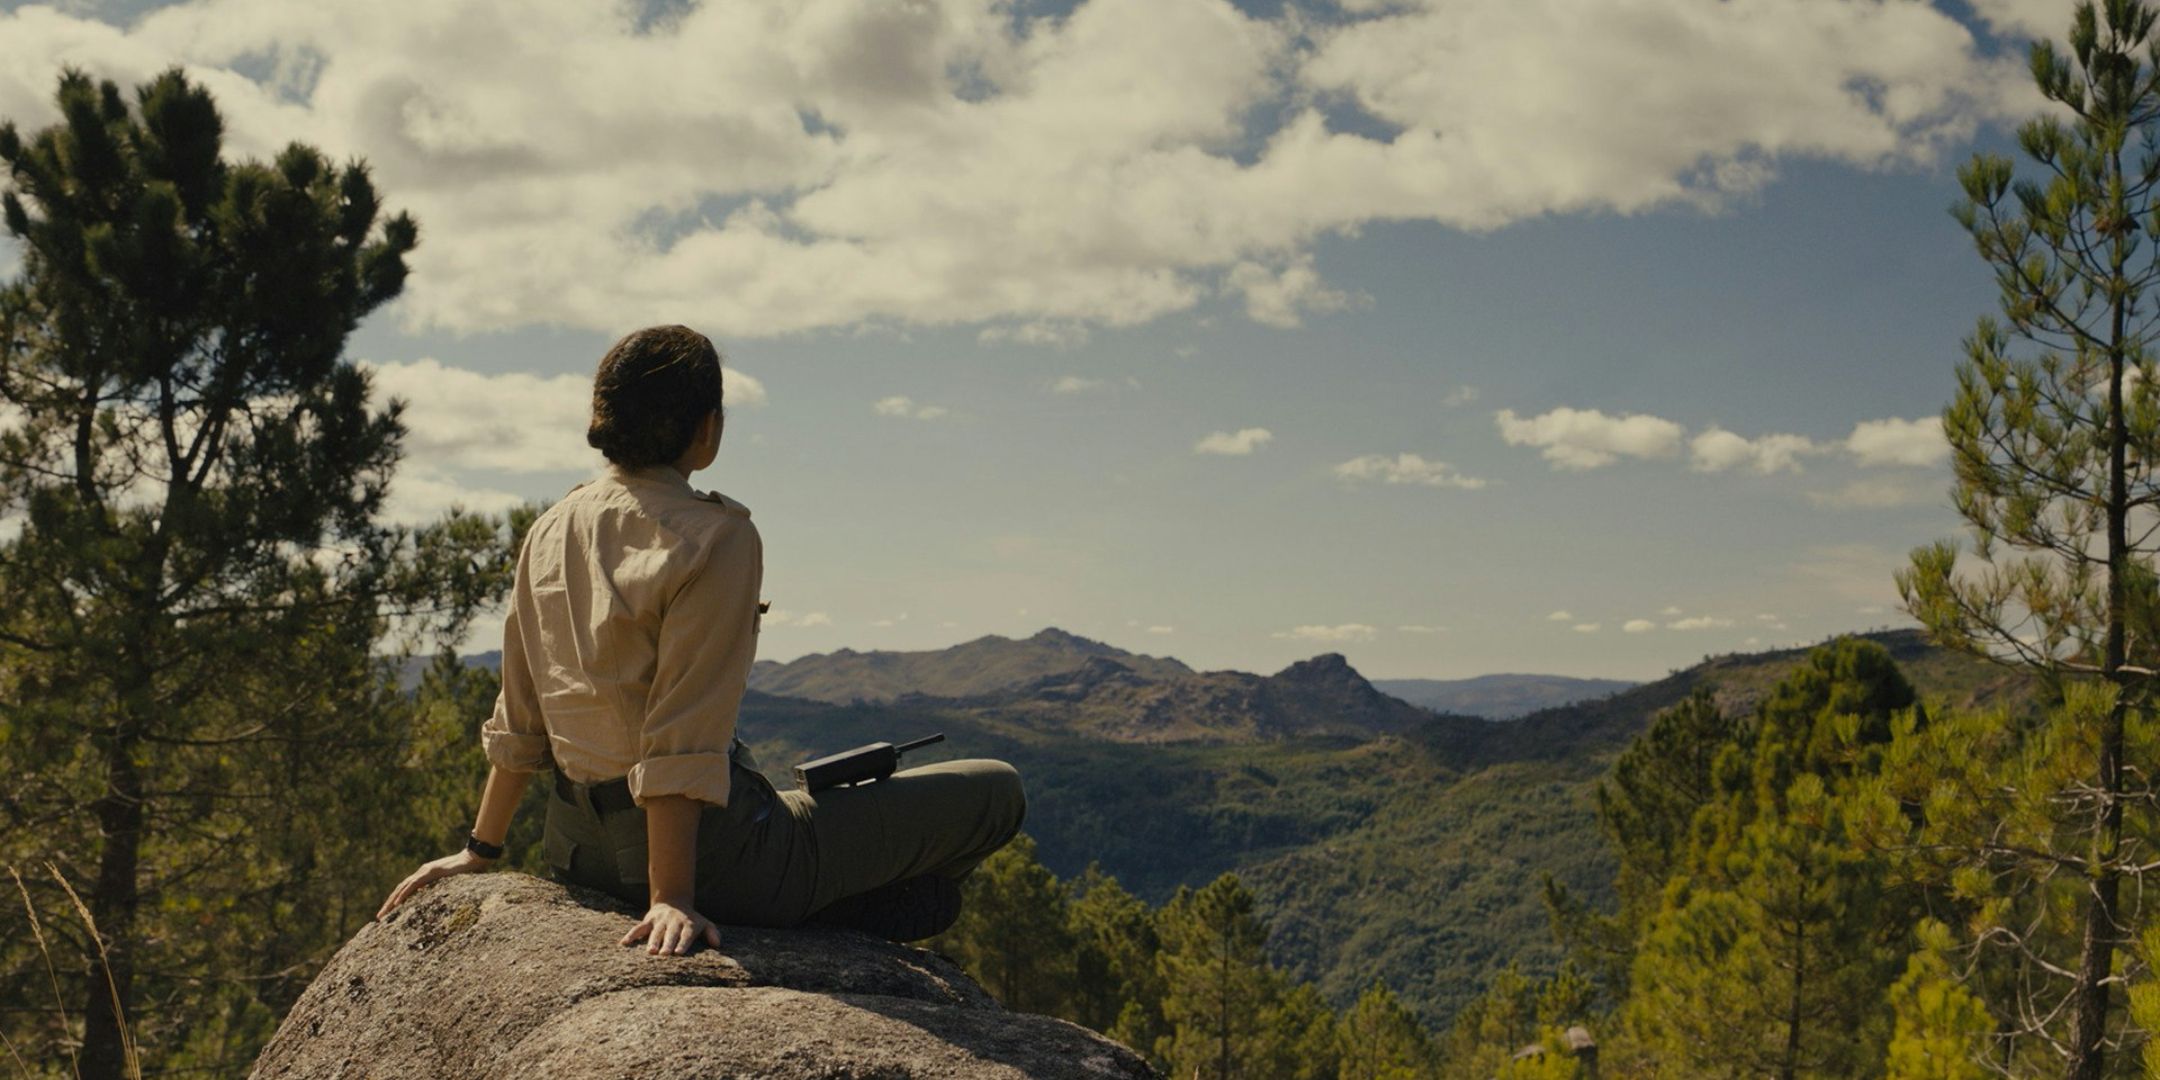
[250,872,1156,1079]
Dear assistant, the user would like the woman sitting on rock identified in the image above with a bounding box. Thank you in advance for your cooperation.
[376,324,1028,955]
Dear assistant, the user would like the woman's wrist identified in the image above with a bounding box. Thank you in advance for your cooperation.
[463,832,505,861]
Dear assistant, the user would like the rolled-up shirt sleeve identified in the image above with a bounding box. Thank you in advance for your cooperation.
[480,559,552,773]
[628,517,763,807]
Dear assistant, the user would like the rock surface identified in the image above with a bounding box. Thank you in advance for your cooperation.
[250,872,1156,1079]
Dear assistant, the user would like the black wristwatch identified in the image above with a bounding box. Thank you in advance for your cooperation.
[465,832,505,861]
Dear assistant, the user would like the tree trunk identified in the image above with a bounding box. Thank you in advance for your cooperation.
[78,728,144,1080]
[2066,236,2134,1079]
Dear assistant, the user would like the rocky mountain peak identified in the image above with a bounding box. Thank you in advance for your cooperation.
[1273,652,1368,688]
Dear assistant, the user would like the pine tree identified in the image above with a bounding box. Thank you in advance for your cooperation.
[1262,979,1342,1080]
[1618,641,1918,1078]
[1067,862,1170,1053]
[927,832,1077,1016]
[0,68,517,1077]
[1884,921,1992,1080]
[1156,872,1281,1080]
[1893,4,2160,1073]
[1337,981,1435,1080]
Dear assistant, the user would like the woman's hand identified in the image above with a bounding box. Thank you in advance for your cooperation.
[376,850,492,920]
[622,898,722,955]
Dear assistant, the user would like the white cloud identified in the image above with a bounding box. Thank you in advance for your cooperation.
[1688,427,1821,475]
[981,322,1091,349]
[1667,615,1735,630]
[1226,254,1363,328]
[1145,624,1176,634]
[1195,427,1273,456]
[1274,623,1379,643]
[359,357,764,476]
[1332,452,1486,489]
[1847,417,1950,468]
[1441,385,1479,407]
[1302,0,2027,229]
[0,0,2029,340]
[1050,375,1105,394]
[1807,476,1937,509]
[764,609,834,629]
[1396,624,1446,633]
[1622,618,1656,633]
[1573,623,1601,634]
[1660,605,1683,616]
[1966,0,2073,40]
[874,395,947,420]
[1495,407,1686,470]
[380,464,527,526]
[1546,610,1573,621]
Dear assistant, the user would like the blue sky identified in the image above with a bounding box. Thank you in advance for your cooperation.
[0,0,2080,679]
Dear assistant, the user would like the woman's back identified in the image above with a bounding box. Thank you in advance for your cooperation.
[483,459,763,810]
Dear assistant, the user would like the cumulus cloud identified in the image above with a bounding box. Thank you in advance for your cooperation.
[1442,385,1479,407]
[1274,623,1379,643]
[874,395,948,420]
[1966,0,2074,39]
[0,0,2029,340]
[1195,427,1273,456]
[1688,427,1821,474]
[380,464,527,527]
[1668,615,1736,630]
[1573,623,1601,633]
[763,609,834,629]
[1396,624,1446,633]
[1495,407,1685,470]
[1847,417,1950,468]
[1622,618,1656,633]
[1547,610,1573,621]
[1332,452,1486,489]
[1145,624,1176,634]
[1050,375,1105,394]
[1497,407,1954,478]
[1808,476,1937,509]
[1227,254,1363,328]
[360,357,764,477]
[981,322,1091,349]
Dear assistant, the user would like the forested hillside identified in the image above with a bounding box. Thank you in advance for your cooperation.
[445,624,2020,1030]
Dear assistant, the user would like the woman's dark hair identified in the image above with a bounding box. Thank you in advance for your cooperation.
[587,325,725,468]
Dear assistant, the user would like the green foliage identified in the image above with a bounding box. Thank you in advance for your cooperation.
[1884,921,1991,1080]
[1156,873,1283,1080]
[927,832,1077,1015]
[0,68,522,1078]
[1337,981,1435,1080]
[1066,863,1170,1051]
[1891,3,2160,1073]
[1851,679,2160,1074]
[1625,781,1897,1078]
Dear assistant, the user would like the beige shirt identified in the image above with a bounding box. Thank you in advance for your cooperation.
[480,460,763,808]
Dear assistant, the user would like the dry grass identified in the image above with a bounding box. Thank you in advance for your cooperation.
[8,863,142,1080]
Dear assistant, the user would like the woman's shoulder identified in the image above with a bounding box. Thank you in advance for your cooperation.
[692,489,753,519]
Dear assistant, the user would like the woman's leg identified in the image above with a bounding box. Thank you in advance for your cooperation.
[789,758,1027,918]
[690,756,1026,928]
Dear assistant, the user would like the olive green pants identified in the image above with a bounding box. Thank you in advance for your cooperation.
[542,744,1028,926]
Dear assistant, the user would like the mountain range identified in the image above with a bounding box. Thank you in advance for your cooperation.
[404,625,2023,1028]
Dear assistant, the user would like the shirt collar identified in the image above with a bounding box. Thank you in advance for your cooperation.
[605,460,696,493]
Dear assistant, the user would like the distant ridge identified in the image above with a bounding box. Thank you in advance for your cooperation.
[1373,673,1636,720]
[748,627,1193,705]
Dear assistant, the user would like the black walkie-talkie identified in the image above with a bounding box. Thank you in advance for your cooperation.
[793,733,946,793]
